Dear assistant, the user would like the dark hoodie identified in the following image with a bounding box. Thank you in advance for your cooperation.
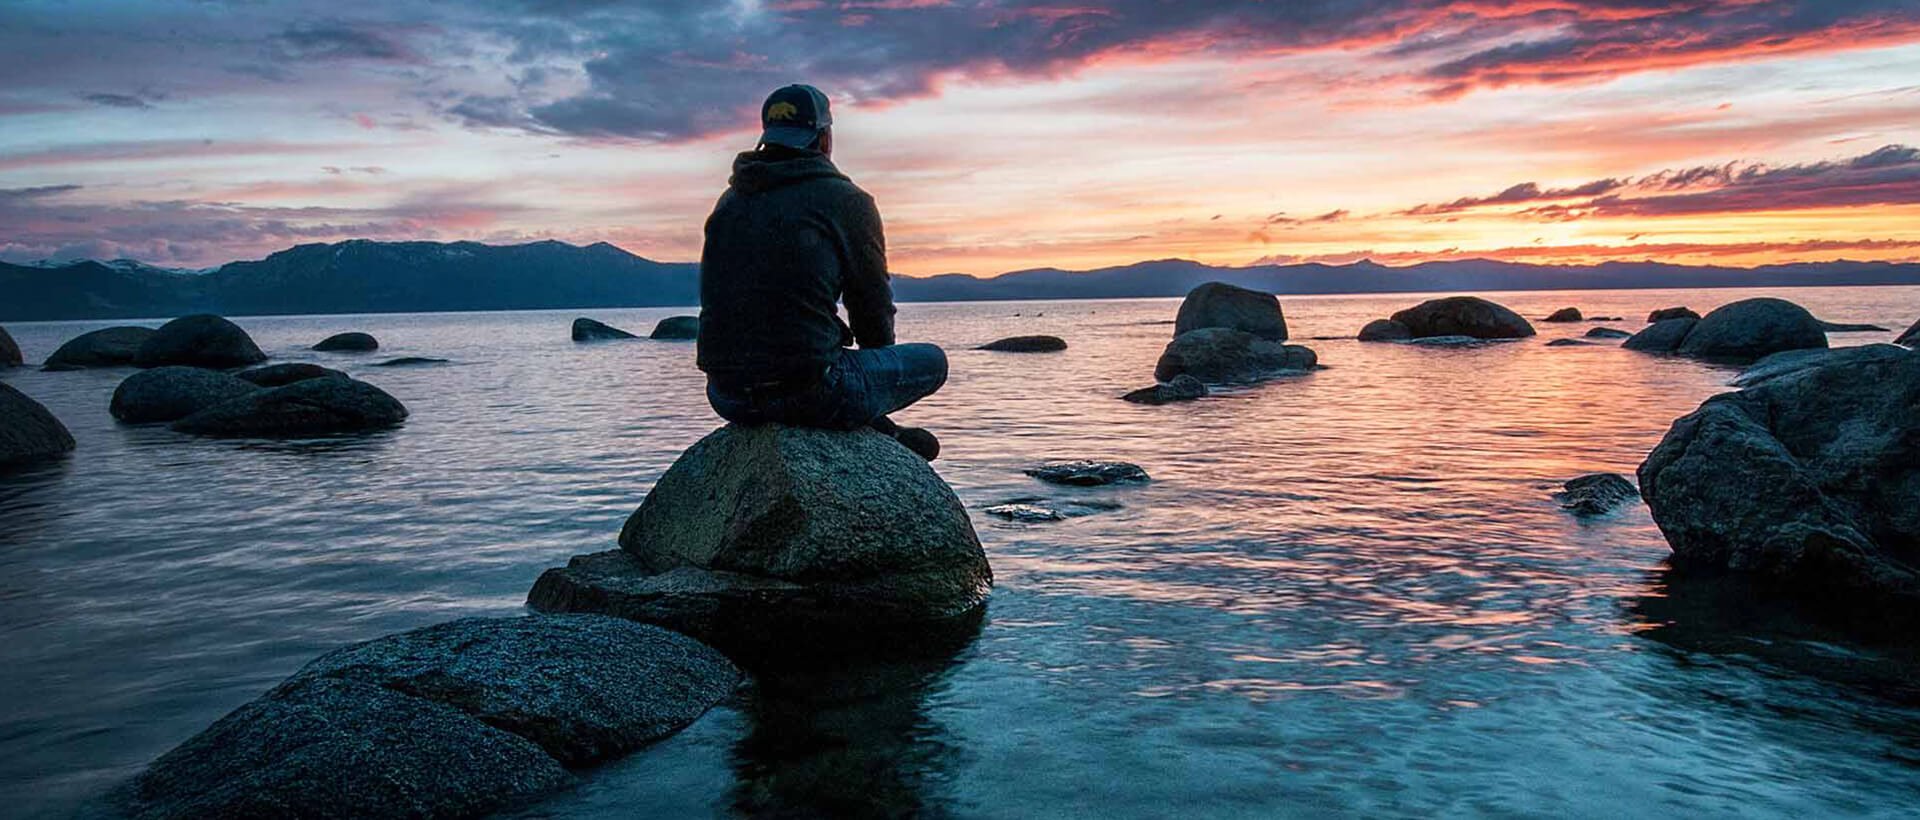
[696,146,895,386]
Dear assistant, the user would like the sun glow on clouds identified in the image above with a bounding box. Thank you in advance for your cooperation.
[1,1,1918,272]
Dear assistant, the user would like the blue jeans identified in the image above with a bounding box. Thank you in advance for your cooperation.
[708,343,948,430]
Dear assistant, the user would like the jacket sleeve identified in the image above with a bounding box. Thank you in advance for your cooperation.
[840,190,896,349]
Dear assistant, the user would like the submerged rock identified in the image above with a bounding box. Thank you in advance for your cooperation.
[1819,321,1889,333]
[42,326,155,370]
[650,316,700,340]
[1585,327,1633,339]
[977,335,1067,352]
[1648,306,1700,323]
[289,616,738,767]
[312,331,379,352]
[1546,339,1593,347]
[572,317,638,342]
[0,384,75,466]
[111,367,259,424]
[1622,318,1698,352]
[1404,335,1499,347]
[1556,473,1640,516]
[1638,347,1920,608]
[172,376,407,437]
[1153,328,1316,383]
[1357,319,1412,342]
[1675,298,1827,361]
[371,356,449,367]
[1025,460,1149,486]
[1544,307,1583,322]
[1173,282,1288,340]
[236,362,347,388]
[984,503,1066,522]
[0,325,19,367]
[134,315,267,369]
[1731,344,1913,389]
[529,425,991,657]
[1121,374,1208,405]
[1388,296,1535,339]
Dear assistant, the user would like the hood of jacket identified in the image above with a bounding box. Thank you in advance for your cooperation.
[728,148,849,194]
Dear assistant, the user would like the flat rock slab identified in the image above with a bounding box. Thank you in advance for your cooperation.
[1025,460,1150,486]
[0,383,75,466]
[1586,327,1633,339]
[1546,339,1594,347]
[1733,344,1913,389]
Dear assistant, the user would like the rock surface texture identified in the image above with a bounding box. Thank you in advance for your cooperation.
[650,316,700,340]
[0,384,76,466]
[313,332,379,352]
[529,425,992,656]
[172,376,407,437]
[42,326,155,370]
[111,367,260,424]
[1638,346,1920,607]
[572,317,638,342]
[978,335,1067,352]
[1556,473,1640,516]
[134,315,267,369]
[122,615,738,820]
[1173,282,1288,340]
[1154,328,1316,383]
[1025,460,1150,486]
[1387,297,1536,340]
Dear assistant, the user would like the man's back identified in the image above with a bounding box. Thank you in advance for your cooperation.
[697,146,895,385]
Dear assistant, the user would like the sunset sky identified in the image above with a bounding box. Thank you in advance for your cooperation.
[3,0,1919,275]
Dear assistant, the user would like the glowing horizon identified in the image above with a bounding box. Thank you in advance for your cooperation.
[3,1,1919,276]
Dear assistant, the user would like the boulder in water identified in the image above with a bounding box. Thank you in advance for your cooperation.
[1153,328,1316,383]
[134,315,266,369]
[371,356,448,367]
[1388,296,1535,339]
[1546,339,1593,347]
[1675,298,1826,361]
[1622,318,1698,352]
[1586,327,1633,339]
[984,503,1066,522]
[1358,319,1412,342]
[111,367,259,424]
[42,326,155,370]
[1648,306,1700,323]
[528,425,992,657]
[1121,374,1207,405]
[1173,282,1288,340]
[1638,347,1920,608]
[650,316,700,340]
[0,384,75,466]
[1544,307,1583,322]
[1555,473,1639,516]
[312,332,379,352]
[236,362,348,388]
[1025,460,1149,486]
[572,317,638,342]
[978,335,1067,352]
[0,326,19,367]
[172,376,407,437]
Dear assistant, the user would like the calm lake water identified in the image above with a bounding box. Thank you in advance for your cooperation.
[5,287,1920,818]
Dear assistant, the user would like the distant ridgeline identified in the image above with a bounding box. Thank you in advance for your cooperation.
[7,238,1920,321]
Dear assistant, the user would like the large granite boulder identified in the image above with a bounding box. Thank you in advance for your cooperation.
[1544,307,1582,322]
[1358,319,1412,342]
[1638,346,1920,608]
[1674,298,1826,361]
[1174,282,1287,340]
[0,384,75,466]
[1732,345,1913,389]
[1648,306,1700,323]
[134,315,267,369]
[1898,317,1919,347]
[111,367,260,424]
[0,325,19,367]
[650,316,700,340]
[312,331,379,352]
[572,317,638,342]
[1153,328,1316,383]
[978,335,1067,352]
[172,376,407,437]
[42,326,155,370]
[529,425,992,657]
[1622,318,1698,352]
[122,615,736,820]
[236,362,348,387]
[1388,296,1535,339]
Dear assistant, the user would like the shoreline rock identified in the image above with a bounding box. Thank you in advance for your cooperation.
[42,326,155,370]
[1174,282,1288,340]
[0,384,75,467]
[1897,317,1918,347]
[134,315,267,369]
[978,335,1067,352]
[313,332,379,352]
[572,317,638,342]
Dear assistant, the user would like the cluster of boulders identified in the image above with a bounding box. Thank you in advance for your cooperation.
[1358,296,1536,343]
[1122,283,1316,399]
[1639,343,1920,610]
[572,316,701,342]
[1624,297,1827,361]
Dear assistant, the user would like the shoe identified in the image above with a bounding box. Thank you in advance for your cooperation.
[892,426,940,461]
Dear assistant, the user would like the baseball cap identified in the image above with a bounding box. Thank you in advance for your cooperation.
[759,84,832,149]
